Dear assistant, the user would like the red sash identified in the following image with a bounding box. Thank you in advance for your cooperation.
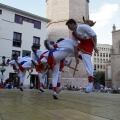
[12,64,24,72]
[72,31,95,55]
[53,44,58,48]
[47,54,56,70]
[35,51,48,72]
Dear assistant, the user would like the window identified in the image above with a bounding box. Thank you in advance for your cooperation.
[94,64,96,69]
[13,32,22,47]
[28,19,34,23]
[106,53,108,57]
[12,50,20,56]
[9,73,20,86]
[94,58,96,63]
[0,9,2,14]
[33,36,40,44]
[97,65,99,69]
[94,53,96,56]
[14,14,41,29]
[100,53,102,57]
[97,58,99,63]
[23,17,29,22]
[33,36,40,49]
[34,20,41,29]
[22,50,31,57]
[103,53,105,57]
[13,32,21,41]
[14,14,23,24]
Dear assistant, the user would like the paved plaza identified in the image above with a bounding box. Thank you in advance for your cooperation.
[0,89,120,120]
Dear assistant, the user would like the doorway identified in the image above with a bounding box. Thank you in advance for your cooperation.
[30,74,39,89]
[9,73,20,88]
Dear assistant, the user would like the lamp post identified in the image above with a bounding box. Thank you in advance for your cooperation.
[93,68,96,87]
[0,56,6,84]
[93,69,96,76]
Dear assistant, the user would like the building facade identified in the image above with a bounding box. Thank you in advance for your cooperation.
[46,0,90,88]
[92,44,112,72]
[111,24,120,88]
[0,3,50,88]
[105,61,111,87]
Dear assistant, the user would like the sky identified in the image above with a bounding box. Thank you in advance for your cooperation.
[0,0,120,45]
[89,0,120,45]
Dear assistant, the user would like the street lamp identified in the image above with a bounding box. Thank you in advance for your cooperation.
[0,56,7,84]
[93,68,96,87]
[93,68,96,76]
[2,56,6,66]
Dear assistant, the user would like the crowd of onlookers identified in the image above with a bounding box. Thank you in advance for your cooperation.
[1,81,120,94]
[0,82,14,89]
[62,84,120,94]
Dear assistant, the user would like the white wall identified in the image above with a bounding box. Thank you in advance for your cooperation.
[0,7,48,87]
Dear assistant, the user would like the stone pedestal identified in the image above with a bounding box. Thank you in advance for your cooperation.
[46,0,89,87]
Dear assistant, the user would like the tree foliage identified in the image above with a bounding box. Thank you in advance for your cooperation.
[94,71,105,86]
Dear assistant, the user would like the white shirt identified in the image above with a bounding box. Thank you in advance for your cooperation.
[32,50,48,64]
[56,38,78,50]
[18,56,32,64]
[72,24,96,40]
[9,57,22,69]
[32,50,48,60]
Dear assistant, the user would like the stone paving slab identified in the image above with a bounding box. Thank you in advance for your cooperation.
[0,89,120,120]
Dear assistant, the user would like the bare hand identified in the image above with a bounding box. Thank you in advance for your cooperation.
[94,46,99,53]
[76,58,79,64]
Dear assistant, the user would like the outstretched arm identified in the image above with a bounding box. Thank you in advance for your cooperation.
[44,40,55,50]
[73,47,79,77]
[74,47,79,64]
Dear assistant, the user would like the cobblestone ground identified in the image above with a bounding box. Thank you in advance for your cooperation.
[0,89,120,120]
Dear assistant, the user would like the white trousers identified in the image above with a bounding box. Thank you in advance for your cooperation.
[18,61,31,85]
[52,50,70,87]
[52,62,60,87]
[18,70,26,84]
[22,60,32,69]
[58,71,62,83]
[78,51,93,76]
[38,72,45,87]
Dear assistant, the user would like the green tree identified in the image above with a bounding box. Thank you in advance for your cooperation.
[94,71,105,86]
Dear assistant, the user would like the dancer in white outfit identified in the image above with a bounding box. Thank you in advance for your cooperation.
[56,58,72,94]
[9,53,31,91]
[31,45,49,93]
[45,38,78,99]
[66,19,99,93]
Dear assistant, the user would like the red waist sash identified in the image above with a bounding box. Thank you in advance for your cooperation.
[47,54,56,70]
[36,51,48,72]
[72,31,95,55]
